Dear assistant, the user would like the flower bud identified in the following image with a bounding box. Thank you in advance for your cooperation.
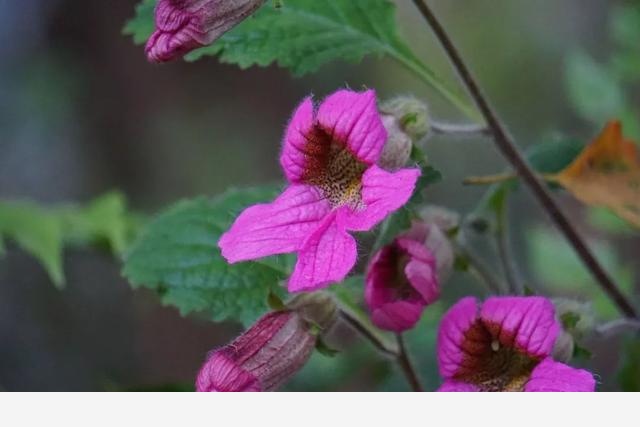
[146,0,266,63]
[552,329,575,363]
[365,237,439,332]
[418,205,460,233]
[404,221,454,282]
[286,291,338,332]
[379,96,430,141]
[195,310,316,392]
[552,298,596,339]
[379,114,412,170]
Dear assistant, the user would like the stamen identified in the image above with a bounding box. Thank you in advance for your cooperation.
[491,340,500,352]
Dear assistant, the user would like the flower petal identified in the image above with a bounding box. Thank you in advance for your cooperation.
[288,209,357,292]
[397,238,439,304]
[371,301,424,332]
[196,352,261,392]
[280,97,315,183]
[316,89,387,164]
[438,380,480,392]
[345,165,420,231]
[437,297,479,378]
[480,297,559,358]
[219,185,330,263]
[524,358,596,392]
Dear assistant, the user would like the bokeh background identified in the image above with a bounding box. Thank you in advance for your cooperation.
[1,0,638,391]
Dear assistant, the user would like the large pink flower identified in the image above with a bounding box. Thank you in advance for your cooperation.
[219,90,420,292]
[437,296,596,392]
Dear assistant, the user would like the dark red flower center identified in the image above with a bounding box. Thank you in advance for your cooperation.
[454,320,540,391]
[301,126,367,208]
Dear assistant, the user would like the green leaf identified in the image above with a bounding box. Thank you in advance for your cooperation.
[0,192,138,289]
[122,185,289,324]
[527,137,585,174]
[123,0,156,44]
[122,0,479,121]
[0,201,64,288]
[565,51,624,123]
[315,336,339,358]
[618,338,640,391]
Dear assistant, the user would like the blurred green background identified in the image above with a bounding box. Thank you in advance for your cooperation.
[0,0,638,391]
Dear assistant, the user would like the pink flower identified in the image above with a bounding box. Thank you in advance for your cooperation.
[219,90,420,292]
[145,0,265,63]
[437,296,596,392]
[365,237,439,332]
[196,310,316,392]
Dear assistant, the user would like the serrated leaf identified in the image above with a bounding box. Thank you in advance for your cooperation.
[188,0,427,76]
[123,185,290,324]
[123,0,156,44]
[123,0,477,120]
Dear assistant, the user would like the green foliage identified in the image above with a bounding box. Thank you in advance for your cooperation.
[0,192,138,288]
[188,0,424,75]
[122,0,156,44]
[122,185,290,324]
[123,0,476,119]
[527,137,585,174]
[618,338,640,391]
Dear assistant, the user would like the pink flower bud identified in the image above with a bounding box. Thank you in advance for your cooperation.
[365,237,439,332]
[145,0,266,63]
[195,310,316,392]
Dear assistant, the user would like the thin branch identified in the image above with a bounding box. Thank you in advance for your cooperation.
[411,0,638,319]
[395,334,424,392]
[495,202,523,294]
[339,310,397,358]
[431,121,490,136]
[463,173,517,186]
[596,319,640,336]
[454,236,508,295]
[340,311,425,391]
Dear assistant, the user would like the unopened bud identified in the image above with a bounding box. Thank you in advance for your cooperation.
[195,310,316,392]
[379,114,412,170]
[404,221,454,283]
[365,236,439,332]
[553,298,596,339]
[146,0,266,63]
[418,205,460,233]
[286,291,338,332]
[379,96,430,141]
[552,329,575,363]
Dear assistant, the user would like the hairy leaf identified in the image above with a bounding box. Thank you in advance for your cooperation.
[123,0,475,119]
[123,185,290,323]
[122,0,156,44]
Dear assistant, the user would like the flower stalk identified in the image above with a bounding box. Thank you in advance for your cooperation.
[411,0,637,319]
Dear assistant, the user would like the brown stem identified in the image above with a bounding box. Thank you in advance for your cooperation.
[395,334,424,392]
[339,311,424,391]
[339,310,397,358]
[411,0,637,319]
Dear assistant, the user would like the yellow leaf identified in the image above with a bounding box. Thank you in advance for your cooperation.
[552,120,640,228]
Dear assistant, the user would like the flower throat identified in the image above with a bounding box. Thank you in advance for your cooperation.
[301,126,367,208]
